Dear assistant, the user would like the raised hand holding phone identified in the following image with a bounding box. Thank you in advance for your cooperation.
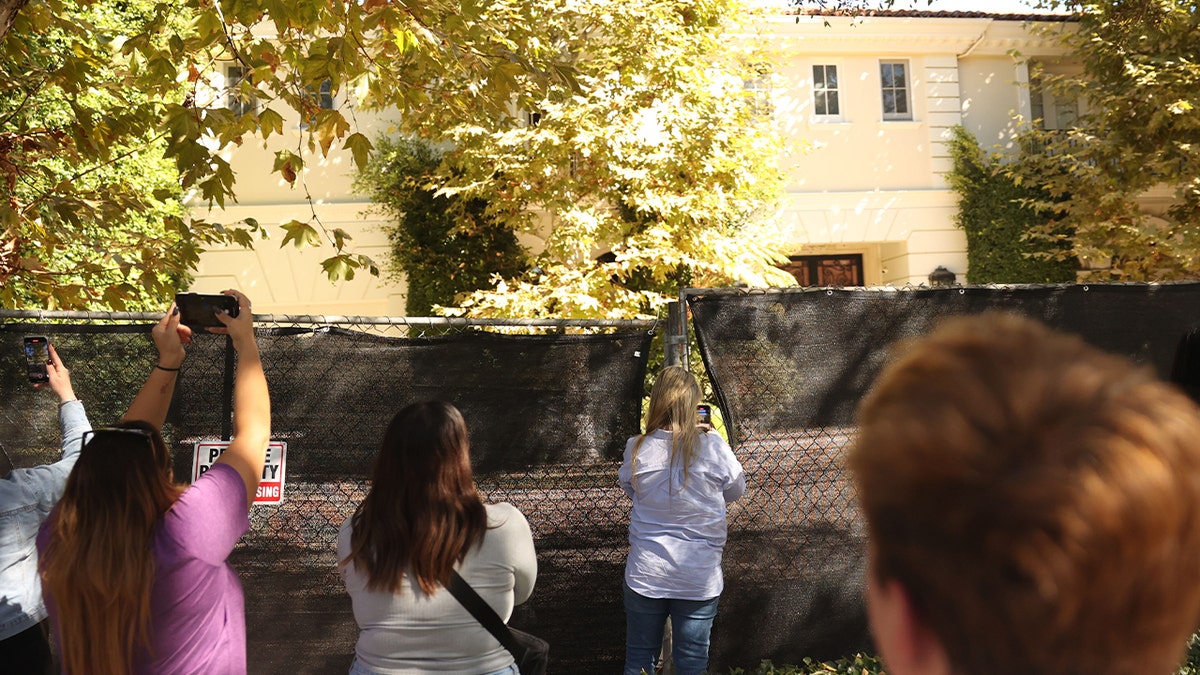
[208,289,271,507]
[209,289,253,339]
[45,344,77,403]
[175,292,239,330]
[122,300,191,428]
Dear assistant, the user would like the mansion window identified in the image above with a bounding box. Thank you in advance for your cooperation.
[743,64,773,117]
[300,79,335,128]
[225,65,257,118]
[812,64,840,119]
[1029,71,1079,131]
[313,79,334,112]
[879,60,912,121]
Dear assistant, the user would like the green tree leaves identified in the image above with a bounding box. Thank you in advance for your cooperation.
[280,220,321,249]
[947,127,1077,284]
[3,0,797,312]
[1,0,577,309]
[1014,0,1200,280]
[1,0,194,309]
[355,138,528,316]
[390,0,792,318]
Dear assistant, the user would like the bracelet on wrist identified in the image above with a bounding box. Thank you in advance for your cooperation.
[155,364,181,372]
[58,398,79,407]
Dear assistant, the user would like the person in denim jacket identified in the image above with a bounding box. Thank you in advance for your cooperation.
[0,344,90,674]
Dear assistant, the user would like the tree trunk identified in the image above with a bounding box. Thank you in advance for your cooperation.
[0,0,29,40]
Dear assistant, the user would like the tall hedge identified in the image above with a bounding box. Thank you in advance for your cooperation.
[354,138,528,316]
[946,126,1077,284]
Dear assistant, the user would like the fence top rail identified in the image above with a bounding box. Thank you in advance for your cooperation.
[0,309,658,329]
[680,280,1200,300]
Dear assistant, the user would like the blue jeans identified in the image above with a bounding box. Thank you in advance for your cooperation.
[623,583,720,675]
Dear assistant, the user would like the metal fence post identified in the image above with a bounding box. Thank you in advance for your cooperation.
[221,334,235,441]
[664,300,688,368]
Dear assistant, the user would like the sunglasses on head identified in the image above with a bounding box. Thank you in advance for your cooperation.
[81,427,154,449]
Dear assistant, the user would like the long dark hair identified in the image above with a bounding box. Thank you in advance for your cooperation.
[40,420,183,675]
[343,401,488,594]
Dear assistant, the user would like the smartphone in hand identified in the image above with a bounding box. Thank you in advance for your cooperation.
[24,336,50,384]
[697,404,712,428]
[175,293,239,329]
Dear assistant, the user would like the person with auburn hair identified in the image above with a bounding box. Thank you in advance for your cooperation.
[338,400,537,675]
[37,290,270,675]
[849,312,1200,675]
[620,365,746,675]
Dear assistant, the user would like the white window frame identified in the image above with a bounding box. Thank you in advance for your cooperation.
[299,79,335,129]
[1029,66,1080,131]
[743,63,773,118]
[879,60,913,121]
[810,62,843,122]
[225,65,257,118]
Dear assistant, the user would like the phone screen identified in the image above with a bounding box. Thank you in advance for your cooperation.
[697,404,712,426]
[175,293,239,329]
[24,336,50,384]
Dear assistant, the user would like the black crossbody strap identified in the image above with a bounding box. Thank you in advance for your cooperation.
[447,570,525,660]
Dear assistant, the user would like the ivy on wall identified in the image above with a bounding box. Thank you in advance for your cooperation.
[354,138,528,316]
[946,126,1077,284]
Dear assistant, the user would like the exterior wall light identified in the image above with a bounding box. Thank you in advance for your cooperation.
[928,266,957,287]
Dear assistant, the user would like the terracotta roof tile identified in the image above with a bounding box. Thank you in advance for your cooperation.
[792,8,1075,22]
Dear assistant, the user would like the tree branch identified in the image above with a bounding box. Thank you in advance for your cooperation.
[0,0,30,40]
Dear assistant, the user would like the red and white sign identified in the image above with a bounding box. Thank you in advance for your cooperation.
[193,441,287,505]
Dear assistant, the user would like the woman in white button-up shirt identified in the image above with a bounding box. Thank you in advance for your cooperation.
[619,366,746,675]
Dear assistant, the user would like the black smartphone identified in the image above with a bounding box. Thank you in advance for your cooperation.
[24,336,50,384]
[697,404,712,427]
[175,292,239,329]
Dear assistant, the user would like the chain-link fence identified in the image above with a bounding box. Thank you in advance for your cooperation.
[0,312,655,674]
[685,282,1200,669]
[7,284,1197,674]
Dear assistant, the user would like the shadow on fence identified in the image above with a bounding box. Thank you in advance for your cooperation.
[7,283,1198,673]
[0,314,654,674]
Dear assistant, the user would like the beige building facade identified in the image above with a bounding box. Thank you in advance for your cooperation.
[766,10,1072,287]
[189,10,1074,314]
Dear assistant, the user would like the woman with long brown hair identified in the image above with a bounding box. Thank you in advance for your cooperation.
[37,290,270,675]
[338,400,536,675]
[620,365,745,675]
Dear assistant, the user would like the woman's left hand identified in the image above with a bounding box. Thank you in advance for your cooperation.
[153,303,192,369]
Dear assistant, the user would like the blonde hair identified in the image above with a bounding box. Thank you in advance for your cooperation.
[630,366,702,491]
[40,421,183,675]
[850,312,1200,675]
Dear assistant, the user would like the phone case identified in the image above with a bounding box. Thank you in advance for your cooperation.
[24,337,50,384]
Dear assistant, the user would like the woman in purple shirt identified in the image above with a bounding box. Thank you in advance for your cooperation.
[37,290,270,675]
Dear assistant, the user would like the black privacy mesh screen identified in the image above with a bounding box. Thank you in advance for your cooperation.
[0,317,652,674]
[687,282,1200,669]
[8,284,1198,674]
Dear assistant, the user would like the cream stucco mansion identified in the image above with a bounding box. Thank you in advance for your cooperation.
[189,9,1079,315]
